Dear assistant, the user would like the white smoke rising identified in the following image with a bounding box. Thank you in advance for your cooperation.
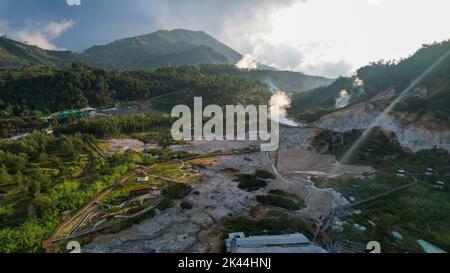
[352,76,366,97]
[66,0,81,6]
[269,91,299,127]
[236,53,259,69]
[335,89,351,109]
[353,77,364,88]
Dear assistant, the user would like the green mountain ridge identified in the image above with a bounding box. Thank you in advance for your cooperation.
[0,36,81,68]
[290,39,450,124]
[0,30,333,99]
[82,29,243,69]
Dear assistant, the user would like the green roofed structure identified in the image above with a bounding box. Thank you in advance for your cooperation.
[49,107,96,121]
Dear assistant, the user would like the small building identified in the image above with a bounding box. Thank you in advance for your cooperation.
[136,170,149,182]
[42,239,53,249]
[151,190,161,197]
[425,168,435,176]
[417,239,447,253]
[332,219,346,233]
[226,232,327,253]
[43,127,53,135]
[391,231,403,240]
[396,170,407,177]
[353,223,366,232]
[355,172,376,181]
[50,107,97,120]
[352,209,362,215]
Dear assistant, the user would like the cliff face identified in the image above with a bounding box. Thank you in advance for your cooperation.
[314,102,450,152]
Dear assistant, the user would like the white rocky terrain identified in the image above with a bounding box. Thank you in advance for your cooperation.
[315,99,450,152]
[84,127,371,253]
[84,161,262,253]
[102,138,159,155]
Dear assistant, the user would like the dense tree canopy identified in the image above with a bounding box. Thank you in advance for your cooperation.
[0,63,272,116]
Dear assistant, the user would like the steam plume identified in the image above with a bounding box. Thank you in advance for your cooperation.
[353,77,364,88]
[269,91,298,127]
[335,89,351,109]
[236,53,258,69]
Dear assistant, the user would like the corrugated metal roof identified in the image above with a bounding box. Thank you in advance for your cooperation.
[236,246,327,253]
[235,233,310,247]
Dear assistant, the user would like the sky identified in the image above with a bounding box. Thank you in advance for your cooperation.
[0,0,449,78]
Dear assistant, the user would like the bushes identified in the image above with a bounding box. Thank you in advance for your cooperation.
[166,183,192,199]
[180,201,193,210]
[236,170,275,192]
[257,190,305,211]
[0,64,271,116]
[224,213,313,239]
[255,169,276,179]
[0,132,139,252]
[54,114,174,138]
[157,198,174,210]
[237,174,267,192]
[0,220,54,253]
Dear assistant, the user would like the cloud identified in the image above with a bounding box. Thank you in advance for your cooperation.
[43,20,74,38]
[366,0,382,6]
[66,0,81,6]
[3,0,450,78]
[0,20,74,50]
[140,0,313,71]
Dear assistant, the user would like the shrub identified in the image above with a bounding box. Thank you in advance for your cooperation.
[180,202,193,210]
[255,169,276,179]
[257,195,303,211]
[237,174,267,192]
[166,183,192,199]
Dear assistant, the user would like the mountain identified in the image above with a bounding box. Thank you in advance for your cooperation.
[0,36,81,68]
[291,40,450,120]
[289,40,450,152]
[0,30,333,93]
[82,29,243,70]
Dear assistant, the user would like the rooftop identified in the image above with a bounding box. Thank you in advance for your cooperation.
[226,232,327,253]
[234,233,310,247]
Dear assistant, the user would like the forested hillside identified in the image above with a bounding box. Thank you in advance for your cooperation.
[0,63,271,116]
[0,36,81,68]
[290,40,450,123]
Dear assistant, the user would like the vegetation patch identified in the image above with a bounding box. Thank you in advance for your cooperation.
[310,126,450,252]
[223,211,313,242]
[255,169,276,179]
[165,183,192,199]
[257,190,305,211]
[237,174,267,192]
[0,133,140,252]
[180,201,193,210]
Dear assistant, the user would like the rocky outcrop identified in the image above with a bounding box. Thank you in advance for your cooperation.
[315,102,450,152]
